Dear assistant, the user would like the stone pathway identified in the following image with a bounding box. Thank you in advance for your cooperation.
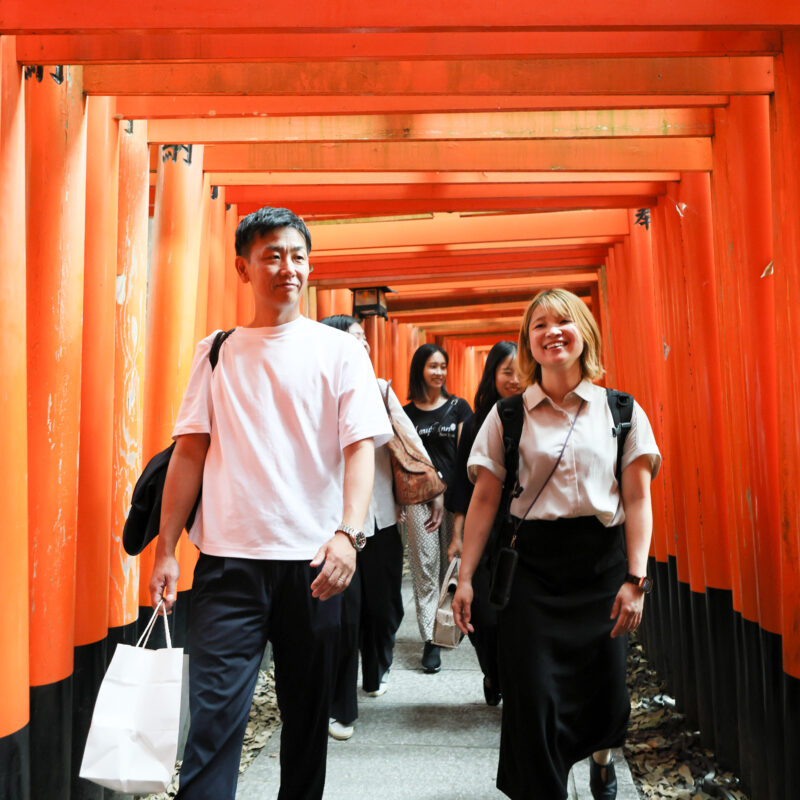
[236,578,641,800]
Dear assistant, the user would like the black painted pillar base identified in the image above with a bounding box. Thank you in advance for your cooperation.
[30,677,72,800]
[0,724,31,800]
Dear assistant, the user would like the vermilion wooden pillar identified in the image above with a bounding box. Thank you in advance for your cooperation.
[0,35,30,799]
[223,202,239,329]
[377,316,388,379]
[771,32,800,800]
[713,94,781,799]
[25,64,87,800]
[394,322,410,403]
[109,120,149,641]
[194,176,212,341]
[206,185,226,333]
[316,289,332,320]
[364,316,379,373]
[138,144,204,633]
[72,95,119,800]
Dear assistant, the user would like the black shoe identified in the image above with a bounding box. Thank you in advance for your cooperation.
[483,676,502,706]
[421,641,441,673]
[589,756,617,800]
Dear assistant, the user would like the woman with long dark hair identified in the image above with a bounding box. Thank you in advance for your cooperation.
[447,340,520,706]
[453,289,660,800]
[403,343,472,673]
[319,315,443,741]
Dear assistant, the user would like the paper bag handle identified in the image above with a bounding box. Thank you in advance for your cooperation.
[135,599,173,649]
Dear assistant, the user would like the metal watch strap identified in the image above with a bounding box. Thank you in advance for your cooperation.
[337,523,366,551]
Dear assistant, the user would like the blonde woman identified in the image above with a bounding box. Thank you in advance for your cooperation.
[453,289,660,800]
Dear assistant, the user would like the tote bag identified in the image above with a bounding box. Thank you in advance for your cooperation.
[80,600,184,793]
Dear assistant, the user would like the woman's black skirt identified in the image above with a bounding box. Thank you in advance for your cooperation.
[495,516,629,800]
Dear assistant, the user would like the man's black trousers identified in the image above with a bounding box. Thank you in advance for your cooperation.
[176,554,341,800]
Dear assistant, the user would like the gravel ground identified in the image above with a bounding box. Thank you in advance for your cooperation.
[625,635,749,800]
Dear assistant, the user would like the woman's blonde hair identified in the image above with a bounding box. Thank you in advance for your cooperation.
[517,288,604,388]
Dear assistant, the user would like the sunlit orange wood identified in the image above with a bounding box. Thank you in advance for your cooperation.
[3,1,798,30]
[146,109,713,143]
[115,94,731,119]
[138,144,205,601]
[238,197,658,217]
[0,34,29,739]
[201,139,711,174]
[226,182,667,204]
[81,58,773,96]
[310,209,628,252]
[15,30,780,63]
[109,120,149,631]
[223,203,238,329]
[76,95,119,648]
[211,172,682,186]
[26,65,86,690]
[772,30,800,680]
[194,175,212,340]
[205,186,226,333]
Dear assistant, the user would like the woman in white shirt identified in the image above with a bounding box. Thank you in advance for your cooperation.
[320,315,443,742]
[452,289,661,800]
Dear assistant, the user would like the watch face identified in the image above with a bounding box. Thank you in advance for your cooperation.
[354,531,367,550]
[641,576,654,593]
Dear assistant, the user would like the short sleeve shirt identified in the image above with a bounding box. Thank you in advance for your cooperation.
[467,380,661,527]
[172,317,393,559]
[403,396,473,507]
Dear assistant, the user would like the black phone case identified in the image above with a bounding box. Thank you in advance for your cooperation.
[489,546,519,610]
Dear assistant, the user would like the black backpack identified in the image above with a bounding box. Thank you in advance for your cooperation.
[496,388,634,528]
[122,329,234,555]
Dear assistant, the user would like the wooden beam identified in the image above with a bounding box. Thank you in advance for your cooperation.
[15,31,781,63]
[394,304,532,323]
[3,1,798,32]
[309,209,628,252]
[237,196,657,217]
[224,182,667,204]
[199,138,712,173]
[82,57,773,96]
[145,109,713,143]
[207,171,682,186]
[312,235,623,260]
[116,95,731,119]
[378,272,601,295]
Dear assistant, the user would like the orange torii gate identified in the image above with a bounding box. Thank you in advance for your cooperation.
[1,6,800,800]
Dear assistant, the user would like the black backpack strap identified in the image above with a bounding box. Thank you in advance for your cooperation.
[497,394,525,524]
[607,388,634,489]
[208,328,235,370]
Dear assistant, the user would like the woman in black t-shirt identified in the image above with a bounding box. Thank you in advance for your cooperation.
[403,344,472,673]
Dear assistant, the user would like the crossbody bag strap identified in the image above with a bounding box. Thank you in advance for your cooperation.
[606,388,634,491]
[509,398,586,549]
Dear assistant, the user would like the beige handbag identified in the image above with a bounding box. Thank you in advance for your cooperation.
[432,557,465,649]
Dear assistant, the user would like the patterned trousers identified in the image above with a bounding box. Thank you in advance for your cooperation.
[405,505,454,642]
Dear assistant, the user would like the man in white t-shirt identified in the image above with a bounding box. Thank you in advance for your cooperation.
[149,207,392,800]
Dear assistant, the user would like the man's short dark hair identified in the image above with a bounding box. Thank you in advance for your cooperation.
[235,206,312,258]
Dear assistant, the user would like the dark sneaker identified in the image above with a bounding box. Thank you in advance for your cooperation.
[421,641,441,674]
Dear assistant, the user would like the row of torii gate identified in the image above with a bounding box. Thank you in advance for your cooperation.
[1,5,800,800]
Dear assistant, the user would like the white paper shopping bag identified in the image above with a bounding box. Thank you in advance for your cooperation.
[80,600,184,793]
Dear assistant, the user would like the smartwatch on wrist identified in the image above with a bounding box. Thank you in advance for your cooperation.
[337,523,366,552]
[624,573,654,593]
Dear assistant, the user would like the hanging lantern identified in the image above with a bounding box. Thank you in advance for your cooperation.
[351,286,394,319]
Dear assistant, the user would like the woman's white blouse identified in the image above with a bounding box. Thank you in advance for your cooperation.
[467,379,661,527]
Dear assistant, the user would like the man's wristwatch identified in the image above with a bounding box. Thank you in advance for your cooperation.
[337,523,366,552]
[625,573,654,593]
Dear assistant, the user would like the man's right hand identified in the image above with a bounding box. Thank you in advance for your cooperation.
[150,553,180,613]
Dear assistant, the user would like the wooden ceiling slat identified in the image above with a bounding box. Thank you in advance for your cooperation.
[83,57,774,96]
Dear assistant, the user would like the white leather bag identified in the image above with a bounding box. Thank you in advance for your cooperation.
[79,600,184,793]
[432,557,465,649]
